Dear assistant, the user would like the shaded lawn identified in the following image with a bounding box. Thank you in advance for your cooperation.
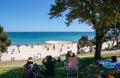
[1,51,120,78]
[0,67,22,78]
[0,57,103,78]
[78,57,103,78]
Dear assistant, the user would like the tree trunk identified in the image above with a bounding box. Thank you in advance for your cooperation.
[115,28,119,47]
[116,36,119,47]
[94,30,103,60]
[112,39,115,46]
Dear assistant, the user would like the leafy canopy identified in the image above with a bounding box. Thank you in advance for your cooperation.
[0,25,11,53]
[49,0,120,60]
[49,0,120,27]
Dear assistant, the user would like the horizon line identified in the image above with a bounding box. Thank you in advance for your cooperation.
[6,31,95,33]
[5,30,95,32]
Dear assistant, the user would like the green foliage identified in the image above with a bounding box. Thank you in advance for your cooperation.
[78,35,89,47]
[105,21,120,46]
[0,25,11,53]
[49,0,120,27]
[49,0,120,60]
[89,38,96,45]
[78,35,95,47]
[0,26,3,33]
[104,34,112,42]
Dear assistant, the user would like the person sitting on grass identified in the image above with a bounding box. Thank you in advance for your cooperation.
[33,63,41,78]
[42,55,56,76]
[66,53,79,68]
[22,57,34,78]
[111,56,117,62]
[65,50,72,61]
[57,57,62,62]
[72,53,76,57]
[22,57,41,78]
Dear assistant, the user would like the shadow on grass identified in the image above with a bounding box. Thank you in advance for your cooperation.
[0,57,103,78]
[78,57,103,78]
[0,67,23,78]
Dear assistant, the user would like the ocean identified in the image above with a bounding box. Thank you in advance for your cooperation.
[7,32,95,45]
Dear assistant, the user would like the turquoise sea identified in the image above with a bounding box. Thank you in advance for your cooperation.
[7,32,95,45]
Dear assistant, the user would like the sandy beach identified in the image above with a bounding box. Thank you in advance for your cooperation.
[0,40,116,62]
[1,41,77,61]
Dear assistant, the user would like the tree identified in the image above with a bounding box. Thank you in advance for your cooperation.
[111,22,120,46]
[0,25,11,53]
[78,35,89,47]
[49,0,120,60]
[106,21,120,46]
[89,38,96,46]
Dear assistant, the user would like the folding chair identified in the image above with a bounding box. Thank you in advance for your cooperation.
[64,57,79,78]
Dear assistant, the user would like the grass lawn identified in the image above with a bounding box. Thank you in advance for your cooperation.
[0,50,120,78]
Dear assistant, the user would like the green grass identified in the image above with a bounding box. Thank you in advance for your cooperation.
[0,67,22,78]
[0,58,102,78]
[0,51,120,78]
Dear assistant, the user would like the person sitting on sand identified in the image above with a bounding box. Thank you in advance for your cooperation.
[42,55,56,76]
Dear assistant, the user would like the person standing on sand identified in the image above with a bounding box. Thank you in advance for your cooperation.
[77,43,80,54]
[53,44,55,50]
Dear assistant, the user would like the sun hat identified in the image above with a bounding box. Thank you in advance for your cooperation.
[27,57,33,62]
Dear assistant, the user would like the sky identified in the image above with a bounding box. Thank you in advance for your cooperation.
[0,0,94,32]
